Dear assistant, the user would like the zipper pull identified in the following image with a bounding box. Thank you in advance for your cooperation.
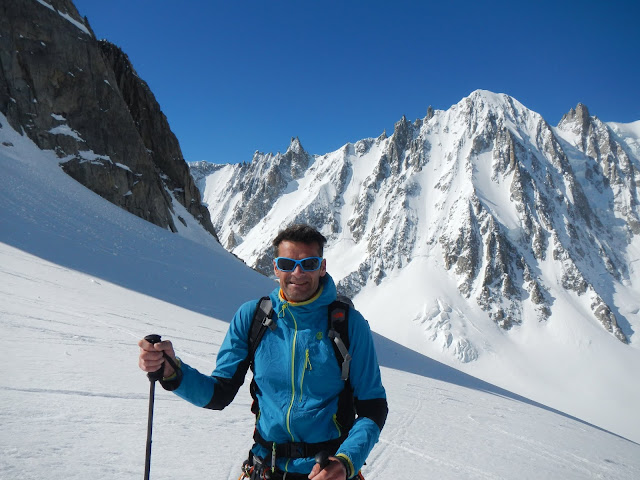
[278,302,289,319]
[300,349,313,402]
[305,349,313,371]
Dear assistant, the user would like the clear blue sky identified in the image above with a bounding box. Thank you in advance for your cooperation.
[73,0,639,164]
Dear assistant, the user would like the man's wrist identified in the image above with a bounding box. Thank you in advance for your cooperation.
[335,454,354,479]
[162,357,181,380]
[159,357,183,391]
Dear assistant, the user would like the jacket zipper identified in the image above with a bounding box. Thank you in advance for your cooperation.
[284,304,297,442]
[300,349,312,402]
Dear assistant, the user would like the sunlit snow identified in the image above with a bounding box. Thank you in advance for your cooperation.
[1,112,640,478]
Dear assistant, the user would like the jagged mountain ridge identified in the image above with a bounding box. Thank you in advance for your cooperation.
[191,90,640,348]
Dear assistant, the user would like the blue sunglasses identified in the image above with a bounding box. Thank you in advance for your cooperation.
[274,257,323,272]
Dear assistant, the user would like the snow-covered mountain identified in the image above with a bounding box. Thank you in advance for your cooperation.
[193,91,638,343]
[2,106,640,480]
[192,90,640,442]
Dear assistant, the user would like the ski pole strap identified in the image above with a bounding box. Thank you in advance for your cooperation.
[162,352,180,373]
[158,355,183,391]
[253,429,346,460]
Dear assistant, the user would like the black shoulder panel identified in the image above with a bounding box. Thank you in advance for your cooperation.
[355,397,388,431]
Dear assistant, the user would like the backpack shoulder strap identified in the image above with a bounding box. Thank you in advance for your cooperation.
[328,296,353,381]
[247,296,275,365]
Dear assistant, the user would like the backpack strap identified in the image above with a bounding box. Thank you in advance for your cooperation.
[247,296,275,365]
[328,295,356,434]
[248,295,353,380]
[328,296,353,381]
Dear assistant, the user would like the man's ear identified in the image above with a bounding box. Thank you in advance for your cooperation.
[320,258,327,276]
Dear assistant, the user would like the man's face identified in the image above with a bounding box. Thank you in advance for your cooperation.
[273,240,326,303]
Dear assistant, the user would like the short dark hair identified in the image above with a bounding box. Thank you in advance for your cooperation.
[273,224,327,256]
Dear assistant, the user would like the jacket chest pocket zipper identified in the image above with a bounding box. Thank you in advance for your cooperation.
[299,349,312,402]
[332,414,342,436]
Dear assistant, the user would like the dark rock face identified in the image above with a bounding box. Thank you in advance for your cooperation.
[0,0,216,238]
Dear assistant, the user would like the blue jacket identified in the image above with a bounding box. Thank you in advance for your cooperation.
[168,274,387,477]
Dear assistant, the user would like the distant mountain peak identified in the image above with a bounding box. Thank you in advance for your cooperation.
[287,136,304,154]
[559,103,591,131]
[190,91,639,353]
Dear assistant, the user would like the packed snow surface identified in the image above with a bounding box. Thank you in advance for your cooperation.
[2,113,640,478]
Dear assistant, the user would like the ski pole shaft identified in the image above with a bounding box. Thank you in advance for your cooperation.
[144,378,156,480]
[144,334,163,480]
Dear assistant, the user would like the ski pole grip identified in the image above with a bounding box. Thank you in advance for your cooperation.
[315,451,330,470]
[144,334,164,382]
[145,334,162,344]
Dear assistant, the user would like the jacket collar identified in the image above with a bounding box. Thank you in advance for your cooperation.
[272,273,337,311]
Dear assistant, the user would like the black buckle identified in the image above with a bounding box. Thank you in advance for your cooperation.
[280,442,307,459]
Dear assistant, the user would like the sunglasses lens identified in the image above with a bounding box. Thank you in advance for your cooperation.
[276,258,297,271]
[300,258,320,271]
[275,257,322,272]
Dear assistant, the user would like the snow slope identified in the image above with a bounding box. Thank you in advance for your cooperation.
[2,115,640,479]
[194,92,640,445]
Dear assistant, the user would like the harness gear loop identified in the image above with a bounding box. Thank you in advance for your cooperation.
[240,453,313,480]
[271,442,277,474]
[238,459,254,479]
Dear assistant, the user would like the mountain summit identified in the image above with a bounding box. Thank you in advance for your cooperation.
[192,90,640,351]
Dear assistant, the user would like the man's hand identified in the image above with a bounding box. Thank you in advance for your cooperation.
[308,457,347,480]
[138,338,176,378]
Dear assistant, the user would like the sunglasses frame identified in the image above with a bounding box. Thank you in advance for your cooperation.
[274,256,323,272]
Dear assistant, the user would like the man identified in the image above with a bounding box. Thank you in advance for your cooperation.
[138,224,387,479]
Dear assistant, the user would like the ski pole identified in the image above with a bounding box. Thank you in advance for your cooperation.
[144,334,164,480]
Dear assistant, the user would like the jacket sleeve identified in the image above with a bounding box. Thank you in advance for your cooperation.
[335,309,388,478]
[163,300,256,410]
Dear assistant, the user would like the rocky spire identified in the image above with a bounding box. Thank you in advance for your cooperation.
[559,103,591,132]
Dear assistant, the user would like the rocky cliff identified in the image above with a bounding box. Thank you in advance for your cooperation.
[0,0,216,238]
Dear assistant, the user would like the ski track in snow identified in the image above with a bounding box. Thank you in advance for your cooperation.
[0,385,150,401]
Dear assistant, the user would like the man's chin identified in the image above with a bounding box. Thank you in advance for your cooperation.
[284,285,312,302]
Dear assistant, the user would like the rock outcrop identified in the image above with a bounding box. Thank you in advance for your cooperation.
[0,0,216,238]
